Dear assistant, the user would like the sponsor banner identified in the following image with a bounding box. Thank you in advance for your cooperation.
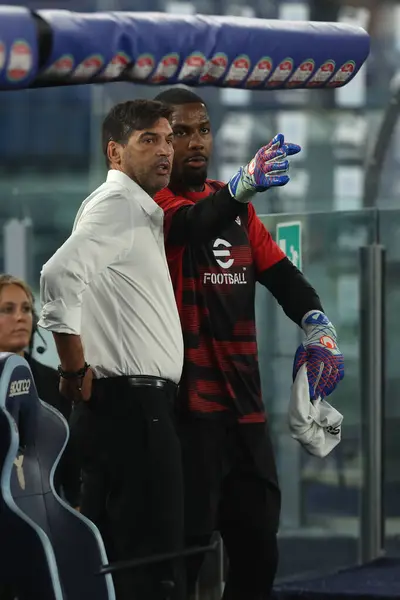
[0,6,38,88]
[0,8,369,90]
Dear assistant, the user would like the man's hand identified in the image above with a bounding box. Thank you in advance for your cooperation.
[228,133,301,203]
[59,367,94,404]
[293,311,344,401]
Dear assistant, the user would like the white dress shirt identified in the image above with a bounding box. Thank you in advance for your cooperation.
[39,170,184,383]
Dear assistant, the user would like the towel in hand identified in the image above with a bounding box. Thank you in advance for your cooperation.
[288,364,343,458]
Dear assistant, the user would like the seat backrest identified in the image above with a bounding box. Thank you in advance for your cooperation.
[0,353,115,600]
[0,352,64,599]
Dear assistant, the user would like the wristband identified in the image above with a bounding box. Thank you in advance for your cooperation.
[58,362,90,391]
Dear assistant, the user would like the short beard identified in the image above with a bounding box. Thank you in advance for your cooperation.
[177,166,208,191]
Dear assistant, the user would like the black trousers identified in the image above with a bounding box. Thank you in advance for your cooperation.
[178,417,281,600]
[69,377,185,600]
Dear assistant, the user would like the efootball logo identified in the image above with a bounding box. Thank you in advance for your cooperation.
[213,238,234,269]
[203,238,247,286]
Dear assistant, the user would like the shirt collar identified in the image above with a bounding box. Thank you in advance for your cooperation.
[106,170,160,217]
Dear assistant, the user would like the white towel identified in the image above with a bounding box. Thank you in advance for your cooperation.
[288,364,343,458]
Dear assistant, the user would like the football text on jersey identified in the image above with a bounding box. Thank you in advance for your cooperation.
[203,238,247,285]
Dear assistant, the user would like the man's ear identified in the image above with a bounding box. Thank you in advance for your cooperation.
[107,140,123,166]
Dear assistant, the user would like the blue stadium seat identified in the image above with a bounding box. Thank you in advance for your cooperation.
[0,353,115,599]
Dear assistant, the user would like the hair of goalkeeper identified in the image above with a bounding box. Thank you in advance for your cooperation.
[153,87,207,107]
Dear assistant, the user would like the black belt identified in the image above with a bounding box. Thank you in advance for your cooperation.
[80,375,178,412]
[91,375,178,399]
[126,375,177,393]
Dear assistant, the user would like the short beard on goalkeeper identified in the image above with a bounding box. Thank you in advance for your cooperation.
[180,154,208,190]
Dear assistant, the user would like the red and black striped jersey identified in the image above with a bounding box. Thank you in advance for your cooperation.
[155,181,286,423]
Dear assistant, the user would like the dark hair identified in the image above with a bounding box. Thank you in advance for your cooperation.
[102,99,173,167]
[154,87,206,107]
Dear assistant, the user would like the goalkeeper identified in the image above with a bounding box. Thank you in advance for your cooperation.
[154,87,344,600]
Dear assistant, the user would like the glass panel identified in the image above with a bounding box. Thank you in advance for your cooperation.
[378,209,400,556]
[0,187,85,369]
[255,209,378,579]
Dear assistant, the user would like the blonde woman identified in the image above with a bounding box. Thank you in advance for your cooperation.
[0,274,80,506]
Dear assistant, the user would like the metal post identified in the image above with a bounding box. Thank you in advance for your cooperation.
[216,533,224,598]
[359,244,385,563]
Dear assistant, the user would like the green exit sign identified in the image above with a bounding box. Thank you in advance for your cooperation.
[276,221,302,271]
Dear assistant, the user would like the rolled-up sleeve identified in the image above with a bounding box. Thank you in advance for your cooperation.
[39,191,134,335]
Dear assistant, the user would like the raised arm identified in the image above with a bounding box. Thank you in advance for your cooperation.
[158,134,301,245]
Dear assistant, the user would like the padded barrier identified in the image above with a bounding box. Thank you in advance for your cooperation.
[0,6,370,90]
[0,6,38,89]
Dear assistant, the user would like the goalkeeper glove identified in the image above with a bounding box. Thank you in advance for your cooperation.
[228,133,301,203]
[293,310,344,401]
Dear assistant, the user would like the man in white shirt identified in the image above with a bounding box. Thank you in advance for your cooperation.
[39,99,185,600]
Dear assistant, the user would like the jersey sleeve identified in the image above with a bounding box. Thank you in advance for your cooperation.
[247,203,286,277]
[154,188,194,242]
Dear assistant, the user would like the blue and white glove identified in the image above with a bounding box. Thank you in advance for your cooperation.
[228,133,301,203]
[293,310,344,401]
